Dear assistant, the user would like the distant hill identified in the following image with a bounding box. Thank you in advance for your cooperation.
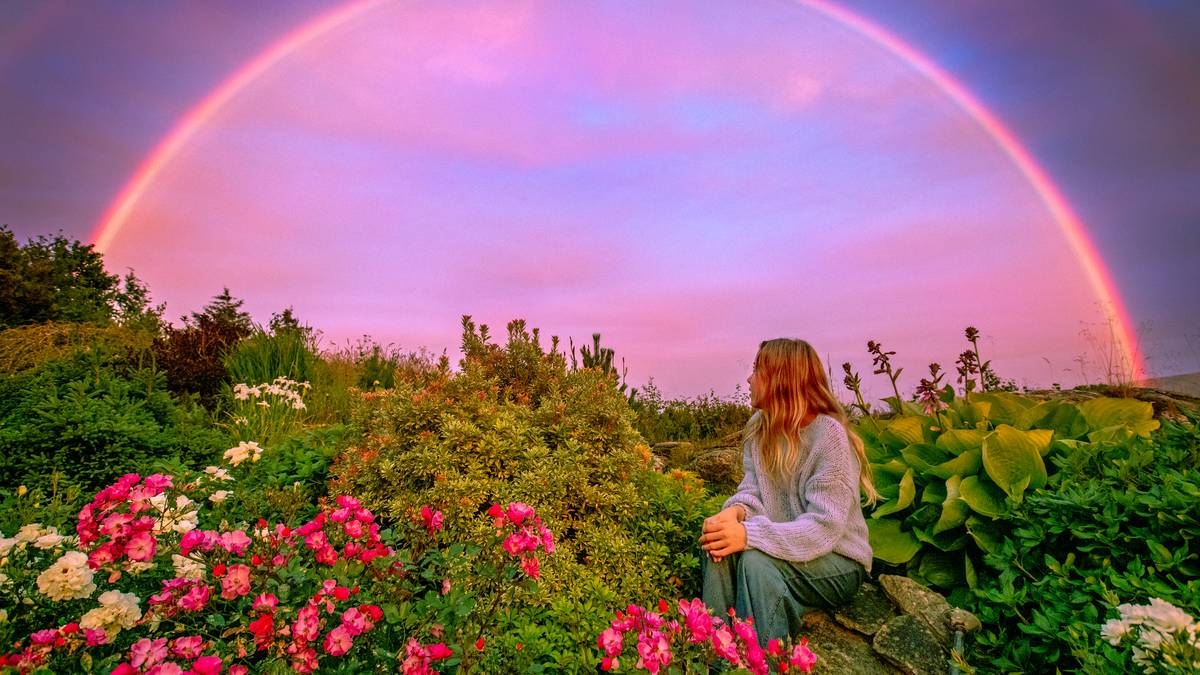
[1137,371,1200,398]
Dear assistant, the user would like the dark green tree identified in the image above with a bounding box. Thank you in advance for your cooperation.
[0,226,156,328]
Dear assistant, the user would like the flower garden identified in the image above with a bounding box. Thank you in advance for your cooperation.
[0,234,1198,673]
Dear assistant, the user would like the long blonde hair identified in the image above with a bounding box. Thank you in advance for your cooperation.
[743,338,878,505]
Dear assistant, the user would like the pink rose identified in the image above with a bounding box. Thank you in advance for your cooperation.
[191,655,223,675]
[323,625,354,656]
[220,564,252,600]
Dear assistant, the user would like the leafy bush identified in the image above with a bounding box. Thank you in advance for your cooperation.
[966,412,1200,673]
[0,322,155,376]
[151,289,252,404]
[0,351,225,500]
[212,424,350,527]
[632,379,751,445]
[858,391,1162,592]
[330,317,718,671]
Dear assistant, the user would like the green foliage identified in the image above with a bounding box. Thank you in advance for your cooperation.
[332,317,706,669]
[210,424,349,527]
[632,377,752,445]
[860,391,1162,591]
[0,349,225,502]
[967,412,1200,673]
[0,226,156,329]
[0,322,155,375]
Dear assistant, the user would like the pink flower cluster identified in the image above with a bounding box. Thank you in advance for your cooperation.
[148,577,212,616]
[77,473,174,570]
[294,495,391,566]
[280,580,382,673]
[109,637,242,675]
[0,622,107,671]
[597,599,816,674]
[418,505,444,535]
[400,638,454,675]
[487,502,555,579]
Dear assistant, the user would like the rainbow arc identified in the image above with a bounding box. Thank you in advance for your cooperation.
[88,0,1145,380]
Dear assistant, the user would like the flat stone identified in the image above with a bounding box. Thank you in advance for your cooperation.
[873,615,950,675]
[687,446,743,493]
[800,611,903,675]
[833,582,895,636]
[877,574,952,645]
[947,608,981,634]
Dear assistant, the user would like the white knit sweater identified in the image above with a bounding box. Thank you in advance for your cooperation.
[723,413,873,573]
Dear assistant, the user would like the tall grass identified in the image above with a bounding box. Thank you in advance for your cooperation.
[305,338,442,425]
[224,330,319,387]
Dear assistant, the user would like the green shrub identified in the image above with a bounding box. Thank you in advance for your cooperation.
[0,350,226,501]
[330,317,717,671]
[207,424,350,527]
[632,378,751,444]
[151,289,252,404]
[0,322,155,375]
[966,412,1200,673]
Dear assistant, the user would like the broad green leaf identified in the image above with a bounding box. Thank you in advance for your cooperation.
[934,476,971,534]
[928,448,983,480]
[936,429,987,455]
[982,425,1048,501]
[1078,397,1154,431]
[922,481,947,505]
[965,555,978,589]
[954,401,992,427]
[904,503,940,530]
[965,516,1004,553]
[1088,420,1160,443]
[913,526,969,552]
[870,464,903,500]
[864,440,895,464]
[1019,400,1089,439]
[959,476,1009,518]
[868,519,922,565]
[918,550,965,588]
[881,416,926,450]
[972,392,1036,426]
[871,469,915,518]
[901,443,953,473]
[1029,429,1054,457]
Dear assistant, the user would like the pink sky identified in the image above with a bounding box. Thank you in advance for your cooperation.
[82,1,1120,399]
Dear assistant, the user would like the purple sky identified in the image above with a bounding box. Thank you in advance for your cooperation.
[1,0,1197,400]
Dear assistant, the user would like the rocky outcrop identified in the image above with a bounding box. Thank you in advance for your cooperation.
[801,574,979,675]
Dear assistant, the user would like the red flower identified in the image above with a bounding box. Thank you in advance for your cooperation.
[426,643,453,660]
[212,564,227,578]
[475,638,485,651]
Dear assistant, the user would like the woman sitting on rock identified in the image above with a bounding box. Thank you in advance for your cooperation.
[699,337,877,648]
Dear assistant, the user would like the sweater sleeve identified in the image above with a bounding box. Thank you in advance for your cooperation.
[742,423,858,562]
[722,439,767,518]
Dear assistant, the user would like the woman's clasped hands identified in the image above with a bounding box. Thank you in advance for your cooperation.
[699,505,747,563]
